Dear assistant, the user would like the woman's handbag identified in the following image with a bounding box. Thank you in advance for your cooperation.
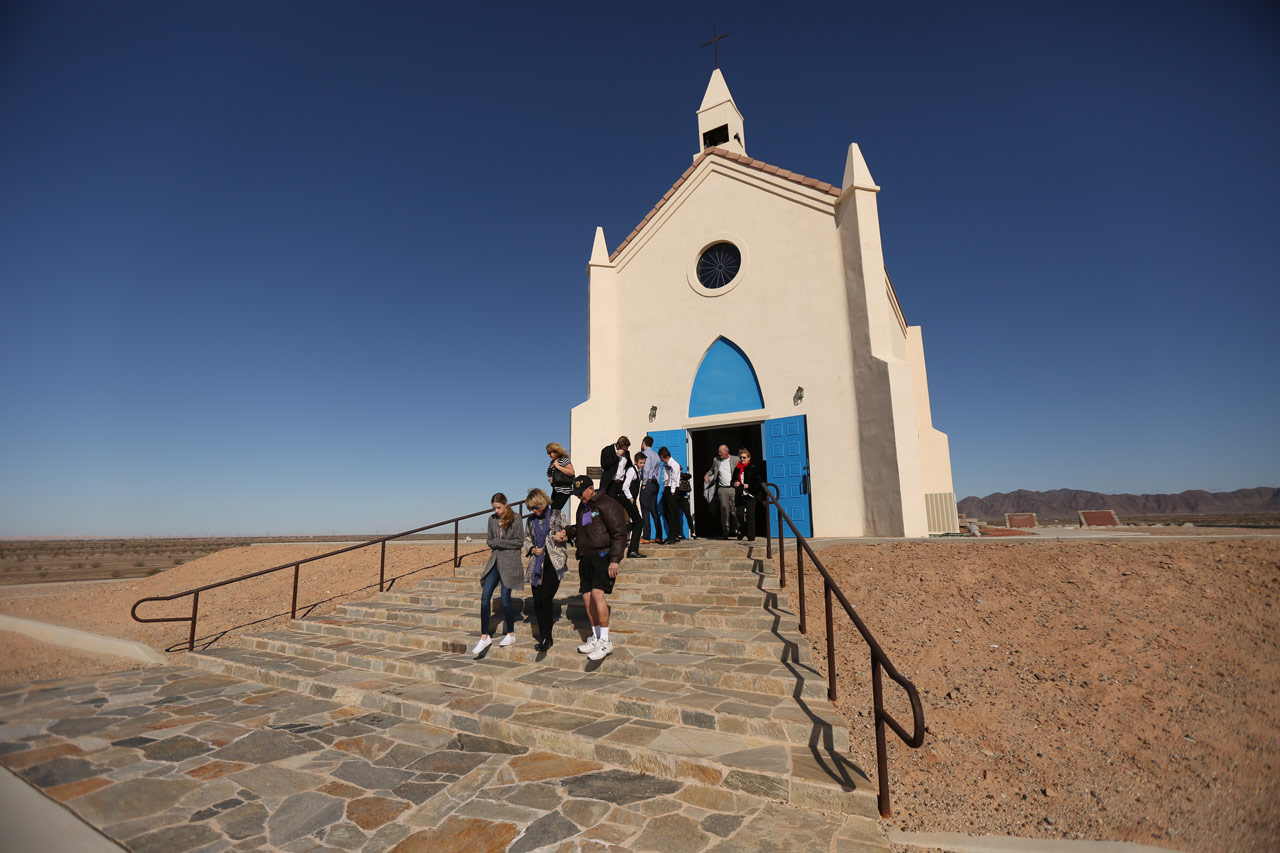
[550,459,574,488]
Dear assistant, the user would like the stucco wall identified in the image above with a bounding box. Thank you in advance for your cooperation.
[572,157,869,536]
[907,325,955,497]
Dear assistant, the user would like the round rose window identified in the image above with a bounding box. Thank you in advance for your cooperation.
[695,242,741,289]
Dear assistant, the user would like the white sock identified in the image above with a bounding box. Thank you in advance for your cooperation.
[600,627,609,643]
[593,626,601,639]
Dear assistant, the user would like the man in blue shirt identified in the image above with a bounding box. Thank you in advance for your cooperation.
[637,436,665,542]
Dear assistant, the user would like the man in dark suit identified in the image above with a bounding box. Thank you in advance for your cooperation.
[599,436,631,500]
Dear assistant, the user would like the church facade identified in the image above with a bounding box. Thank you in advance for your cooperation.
[570,70,957,538]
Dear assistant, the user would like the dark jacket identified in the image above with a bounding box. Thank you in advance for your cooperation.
[599,444,630,490]
[734,461,765,500]
[564,492,630,564]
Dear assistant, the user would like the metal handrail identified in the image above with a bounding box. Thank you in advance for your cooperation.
[760,482,925,818]
[131,500,525,652]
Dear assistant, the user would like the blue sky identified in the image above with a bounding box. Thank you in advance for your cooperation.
[2,1,1277,536]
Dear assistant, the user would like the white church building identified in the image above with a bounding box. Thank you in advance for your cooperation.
[570,70,958,538]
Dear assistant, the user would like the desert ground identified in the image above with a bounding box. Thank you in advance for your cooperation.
[802,537,1279,853]
[0,534,465,586]
[1,532,1276,851]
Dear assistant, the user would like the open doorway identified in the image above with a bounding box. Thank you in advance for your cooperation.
[688,423,768,539]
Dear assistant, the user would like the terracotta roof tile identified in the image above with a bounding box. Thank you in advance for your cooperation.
[608,148,839,261]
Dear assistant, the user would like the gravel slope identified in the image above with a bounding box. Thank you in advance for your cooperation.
[786,538,1279,853]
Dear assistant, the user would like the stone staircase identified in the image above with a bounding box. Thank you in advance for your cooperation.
[190,542,880,824]
[0,541,891,852]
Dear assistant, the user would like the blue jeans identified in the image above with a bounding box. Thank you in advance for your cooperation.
[480,567,515,635]
[640,481,664,540]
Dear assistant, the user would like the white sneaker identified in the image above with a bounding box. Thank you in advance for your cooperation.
[499,633,516,647]
[577,636,600,654]
[587,640,613,661]
[472,636,491,655]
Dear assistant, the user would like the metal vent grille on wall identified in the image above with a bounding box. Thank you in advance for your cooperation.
[925,492,959,534]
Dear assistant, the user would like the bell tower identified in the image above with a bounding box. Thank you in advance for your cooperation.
[696,69,746,157]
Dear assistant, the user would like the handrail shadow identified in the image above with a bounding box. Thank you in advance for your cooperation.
[758,483,926,818]
[745,547,870,792]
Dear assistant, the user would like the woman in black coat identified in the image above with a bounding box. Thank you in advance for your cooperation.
[732,448,765,541]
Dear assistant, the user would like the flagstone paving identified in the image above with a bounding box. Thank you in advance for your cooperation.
[0,541,892,851]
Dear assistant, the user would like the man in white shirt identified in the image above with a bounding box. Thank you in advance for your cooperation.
[658,447,690,545]
[704,444,737,539]
[620,455,645,558]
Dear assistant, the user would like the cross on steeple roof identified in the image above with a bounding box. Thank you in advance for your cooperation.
[700,25,730,68]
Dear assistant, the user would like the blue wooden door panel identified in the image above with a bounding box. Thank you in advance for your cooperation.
[762,415,811,537]
[647,429,689,538]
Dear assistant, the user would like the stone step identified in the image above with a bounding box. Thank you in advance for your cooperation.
[456,554,763,569]
[270,617,838,713]
[376,591,794,631]
[407,578,783,609]
[429,564,781,590]
[450,550,766,578]
[337,601,812,662]
[188,645,878,819]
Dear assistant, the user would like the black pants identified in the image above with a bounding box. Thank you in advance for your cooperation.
[735,492,757,540]
[531,568,561,642]
[621,496,643,554]
[550,490,570,512]
[677,491,696,537]
[639,481,663,540]
[664,491,690,541]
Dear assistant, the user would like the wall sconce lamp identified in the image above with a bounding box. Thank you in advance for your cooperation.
[793,386,804,406]
[649,405,658,423]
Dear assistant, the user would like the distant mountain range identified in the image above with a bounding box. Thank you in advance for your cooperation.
[956,487,1280,520]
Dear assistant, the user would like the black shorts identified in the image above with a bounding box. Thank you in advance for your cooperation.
[578,552,616,595]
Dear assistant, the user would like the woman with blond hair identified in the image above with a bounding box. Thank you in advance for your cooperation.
[523,488,568,652]
[473,492,524,654]
[545,442,575,511]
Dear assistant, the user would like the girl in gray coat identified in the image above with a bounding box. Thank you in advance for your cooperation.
[473,492,525,655]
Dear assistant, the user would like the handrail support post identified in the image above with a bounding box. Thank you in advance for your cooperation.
[825,580,836,701]
[796,538,806,635]
[290,564,300,619]
[188,590,199,652]
[379,541,386,592]
[777,515,786,588]
[873,655,890,817]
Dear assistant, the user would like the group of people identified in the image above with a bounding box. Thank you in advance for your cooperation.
[600,435,690,550]
[598,435,764,547]
[470,437,766,663]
